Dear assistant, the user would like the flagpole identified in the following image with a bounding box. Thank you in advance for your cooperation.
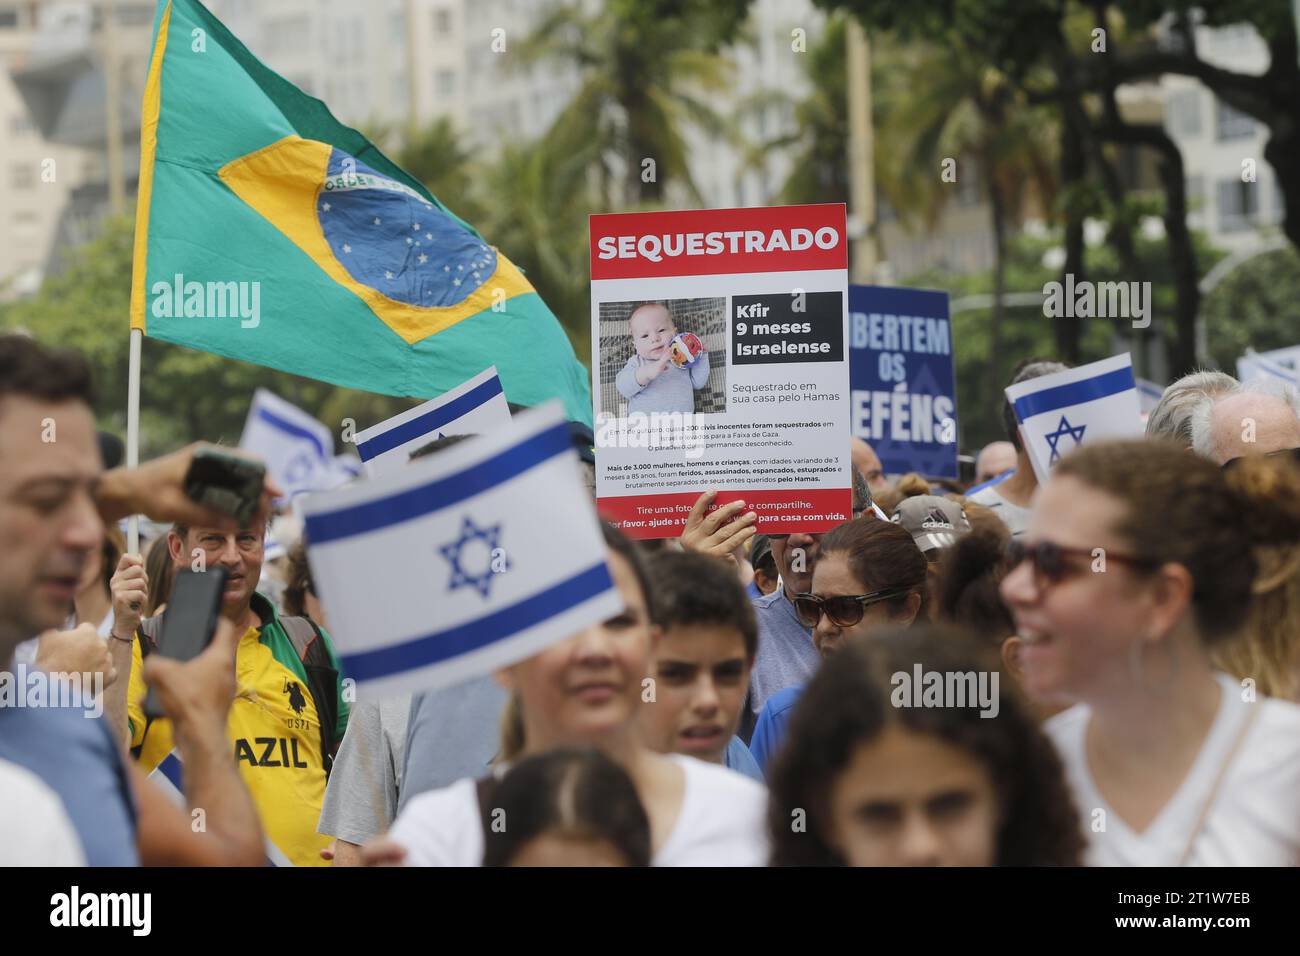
[126,326,142,553]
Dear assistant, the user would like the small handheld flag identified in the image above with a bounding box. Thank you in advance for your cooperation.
[1238,349,1299,387]
[354,366,512,476]
[239,388,350,499]
[301,403,620,701]
[1005,353,1144,483]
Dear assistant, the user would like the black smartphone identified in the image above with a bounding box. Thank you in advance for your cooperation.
[142,567,229,720]
[183,448,266,526]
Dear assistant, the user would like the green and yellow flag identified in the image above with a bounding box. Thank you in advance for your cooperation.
[130,0,591,426]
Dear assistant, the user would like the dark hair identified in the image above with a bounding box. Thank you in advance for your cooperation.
[851,466,870,516]
[282,538,314,618]
[0,334,95,408]
[144,534,175,616]
[409,432,475,461]
[1002,358,1069,451]
[936,530,1016,646]
[817,518,929,619]
[601,522,658,626]
[647,551,758,660]
[767,626,1084,866]
[1054,439,1270,642]
[481,747,652,866]
[99,527,125,598]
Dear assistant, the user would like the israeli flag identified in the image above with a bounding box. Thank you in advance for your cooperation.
[1238,349,1299,387]
[1005,353,1144,484]
[301,403,620,700]
[354,366,512,476]
[240,389,347,500]
[148,750,294,866]
[1136,378,1164,417]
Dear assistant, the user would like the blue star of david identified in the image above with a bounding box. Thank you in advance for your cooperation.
[1044,415,1087,464]
[439,516,504,599]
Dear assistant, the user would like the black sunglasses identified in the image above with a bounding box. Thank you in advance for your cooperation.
[1006,539,1154,588]
[793,587,913,628]
[1221,446,1300,471]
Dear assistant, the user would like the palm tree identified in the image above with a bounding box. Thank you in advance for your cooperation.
[518,0,750,207]
[871,37,1058,403]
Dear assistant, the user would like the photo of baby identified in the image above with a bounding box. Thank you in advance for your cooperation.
[597,298,727,419]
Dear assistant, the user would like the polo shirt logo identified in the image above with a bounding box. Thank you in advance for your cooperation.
[284,680,307,716]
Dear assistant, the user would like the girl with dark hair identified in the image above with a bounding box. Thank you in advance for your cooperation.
[1001,440,1300,865]
[382,522,768,866]
[481,747,651,866]
[767,627,1084,866]
[749,519,928,772]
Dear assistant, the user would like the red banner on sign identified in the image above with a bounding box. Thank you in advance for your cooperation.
[590,204,848,281]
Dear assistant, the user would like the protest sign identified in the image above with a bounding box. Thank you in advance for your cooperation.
[848,285,957,479]
[353,366,512,475]
[300,404,620,700]
[1006,353,1144,484]
[589,204,853,538]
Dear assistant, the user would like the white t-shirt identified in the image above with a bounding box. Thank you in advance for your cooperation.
[966,483,1033,538]
[0,758,86,866]
[1046,672,1300,866]
[389,753,769,866]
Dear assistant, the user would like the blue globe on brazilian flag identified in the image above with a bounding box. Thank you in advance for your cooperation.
[130,0,591,426]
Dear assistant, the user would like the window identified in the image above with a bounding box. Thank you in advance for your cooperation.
[436,69,456,96]
[1185,174,1204,207]
[1215,99,1255,141]
[11,163,33,190]
[433,8,452,36]
[1165,90,1201,138]
[0,9,18,29]
[9,113,32,136]
[1217,177,1259,232]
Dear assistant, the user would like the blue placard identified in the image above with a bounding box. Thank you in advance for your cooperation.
[848,285,958,479]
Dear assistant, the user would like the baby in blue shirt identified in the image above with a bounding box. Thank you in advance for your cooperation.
[614,303,710,416]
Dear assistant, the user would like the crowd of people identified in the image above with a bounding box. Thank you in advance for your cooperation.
[2,331,1299,867]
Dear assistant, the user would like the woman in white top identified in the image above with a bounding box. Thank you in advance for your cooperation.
[1000,440,1300,866]
[378,522,769,867]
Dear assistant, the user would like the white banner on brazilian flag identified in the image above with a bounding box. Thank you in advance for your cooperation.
[1005,353,1144,484]
[301,403,621,700]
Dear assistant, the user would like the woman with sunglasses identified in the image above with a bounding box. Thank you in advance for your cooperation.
[749,519,927,773]
[1000,440,1300,866]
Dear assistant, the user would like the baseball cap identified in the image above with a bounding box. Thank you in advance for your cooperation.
[749,534,773,571]
[891,495,971,556]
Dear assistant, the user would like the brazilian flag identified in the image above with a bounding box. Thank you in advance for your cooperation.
[129,0,591,427]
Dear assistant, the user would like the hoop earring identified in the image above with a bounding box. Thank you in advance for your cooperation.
[1130,638,1178,695]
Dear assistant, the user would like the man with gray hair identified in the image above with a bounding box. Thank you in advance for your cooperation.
[1190,379,1300,465]
[1145,370,1238,447]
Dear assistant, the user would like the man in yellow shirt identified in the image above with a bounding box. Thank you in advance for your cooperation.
[120,519,350,867]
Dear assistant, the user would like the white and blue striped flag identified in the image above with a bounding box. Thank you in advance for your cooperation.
[1136,378,1164,418]
[301,403,620,700]
[353,366,512,476]
[1237,348,1300,387]
[1005,353,1144,484]
[240,389,350,500]
[148,750,294,866]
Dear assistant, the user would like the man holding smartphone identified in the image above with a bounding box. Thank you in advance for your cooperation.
[122,515,351,867]
[0,334,265,866]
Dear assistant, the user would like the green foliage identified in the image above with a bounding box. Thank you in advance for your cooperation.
[0,216,416,454]
[517,0,748,205]
[1202,246,1300,370]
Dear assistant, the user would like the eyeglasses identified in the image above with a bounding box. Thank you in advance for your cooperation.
[1221,446,1300,471]
[1006,539,1156,590]
[793,587,914,628]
